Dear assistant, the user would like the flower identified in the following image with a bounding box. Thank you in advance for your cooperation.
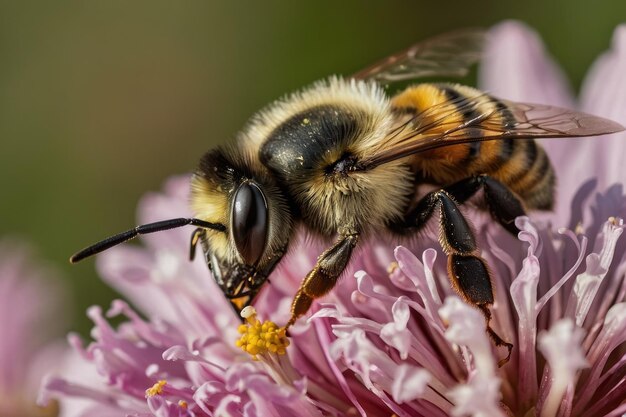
[40,177,374,417]
[41,22,626,417]
[0,240,67,417]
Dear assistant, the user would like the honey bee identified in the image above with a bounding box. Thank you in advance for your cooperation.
[71,29,623,364]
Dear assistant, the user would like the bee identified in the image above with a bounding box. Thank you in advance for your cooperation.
[71,29,623,365]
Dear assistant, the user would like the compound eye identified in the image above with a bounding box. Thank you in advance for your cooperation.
[231,182,268,266]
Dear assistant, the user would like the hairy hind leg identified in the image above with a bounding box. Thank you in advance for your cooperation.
[396,189,513,365]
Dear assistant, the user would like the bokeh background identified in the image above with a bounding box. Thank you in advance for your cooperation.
[1,1,625,335]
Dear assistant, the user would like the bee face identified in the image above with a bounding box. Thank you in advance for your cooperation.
[190,146,292,310]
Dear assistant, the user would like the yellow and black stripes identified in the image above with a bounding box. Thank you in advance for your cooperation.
[390,83,555,210]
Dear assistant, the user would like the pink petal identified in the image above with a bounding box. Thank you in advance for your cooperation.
[147,396,192,417]
[329,328,413,415]
[537,319,587,417]
[448,375,505,417]
[480,20,574,107]
[480,22,582,223]
[439,297,497,377]
[380,298,411,359]
[566,218,624,326]
[581,25,626,120]
[578,25,626,195]
[394,247,443,312]
[96,247,180,323]
[213,394,246,417]
[535,25,626,219]
[391,364,430,404]
[39,376,133,411]
[0,241,67,395]
[509,218,541,405]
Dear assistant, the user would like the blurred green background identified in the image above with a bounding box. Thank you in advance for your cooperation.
[1,1,625,335]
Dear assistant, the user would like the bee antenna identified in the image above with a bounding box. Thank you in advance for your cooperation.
[70,218,226,264]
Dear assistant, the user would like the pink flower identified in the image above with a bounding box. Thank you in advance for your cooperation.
[42,22,626,417]
[0,240,67,417]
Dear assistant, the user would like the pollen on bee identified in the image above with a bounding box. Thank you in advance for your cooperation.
[145,380,167,397]
[235,306,290,359]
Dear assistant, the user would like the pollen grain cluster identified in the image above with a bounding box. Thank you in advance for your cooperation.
[235,306,289,358]
[145,380,167,397]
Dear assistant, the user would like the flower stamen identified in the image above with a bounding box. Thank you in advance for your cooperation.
[145,380,167,397]
[235,306,290,359]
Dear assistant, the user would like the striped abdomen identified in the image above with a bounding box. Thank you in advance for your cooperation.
[391,83,555,210]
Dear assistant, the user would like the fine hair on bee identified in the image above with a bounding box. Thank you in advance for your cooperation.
[70,29,624,366]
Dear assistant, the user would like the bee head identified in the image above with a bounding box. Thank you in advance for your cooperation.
[69,147,293,315]
[190,147,293,312]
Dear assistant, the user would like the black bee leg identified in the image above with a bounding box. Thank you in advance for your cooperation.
[400,190,513,365]
[477,304,513,367]
[443,175,526,235]
[286,231,359,328]
[190,228,216,280]
[189,228,205,261]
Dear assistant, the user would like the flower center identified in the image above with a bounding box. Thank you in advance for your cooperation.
[145,380,167,397]
[235,306,290,359]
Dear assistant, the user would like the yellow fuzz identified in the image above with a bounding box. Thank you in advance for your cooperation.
[178,400,188,409]
[235,306,290,359]
[145,380,167,397]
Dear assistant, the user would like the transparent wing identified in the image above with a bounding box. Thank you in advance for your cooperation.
[361,97,625,169]
[352,29,486,83]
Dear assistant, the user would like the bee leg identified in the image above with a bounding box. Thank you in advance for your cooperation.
[189,228,206,261]
[286,231,359,328]
[477,303,513,367]
[402,190,513,365]
[443,175,526,235]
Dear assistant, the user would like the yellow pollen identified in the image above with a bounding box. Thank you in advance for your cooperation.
[575,221,585,235]
[387,261,399,275]
[145,380,167,397]
[608,216,621,226]
[235,306,290,359]
[178,400,188,409]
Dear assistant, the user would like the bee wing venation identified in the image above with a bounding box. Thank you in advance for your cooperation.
[502,101,625,137]
[363,100,625,168]
[353,29,486,83]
